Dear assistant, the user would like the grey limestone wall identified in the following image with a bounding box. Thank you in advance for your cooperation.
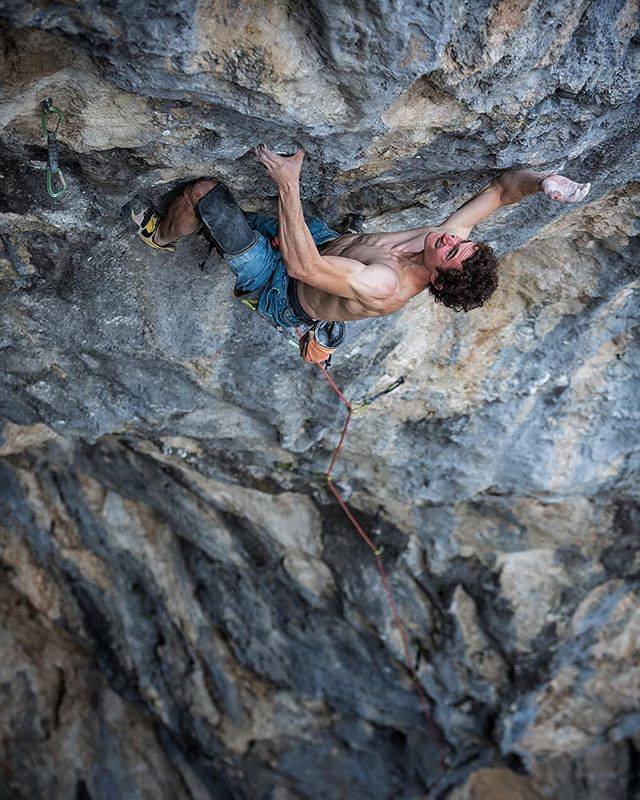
[0,2,639,798]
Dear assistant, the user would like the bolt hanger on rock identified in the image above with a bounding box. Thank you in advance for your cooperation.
[40,98,67,199]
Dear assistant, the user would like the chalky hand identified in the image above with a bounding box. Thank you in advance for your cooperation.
[541,174,591,203]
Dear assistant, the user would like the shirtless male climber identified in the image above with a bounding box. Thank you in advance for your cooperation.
[124,146,590,364]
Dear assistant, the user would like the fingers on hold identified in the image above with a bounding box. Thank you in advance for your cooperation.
[545,177,589,203]
[569,183,589,202]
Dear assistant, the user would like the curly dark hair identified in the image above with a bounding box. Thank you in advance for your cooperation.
[429,242,499,312]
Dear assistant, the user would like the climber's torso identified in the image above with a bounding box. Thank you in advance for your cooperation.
[296,229,439,322]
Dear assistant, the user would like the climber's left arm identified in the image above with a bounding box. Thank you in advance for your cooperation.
[381,178,508,251]
[387,170,590,251]
[443,170,591,238]
[255,145,400,303]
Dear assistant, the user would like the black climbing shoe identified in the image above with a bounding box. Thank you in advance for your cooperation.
[121,194,176,251]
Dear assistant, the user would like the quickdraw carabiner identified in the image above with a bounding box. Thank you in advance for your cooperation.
[41,98,67,199]
[41,98,64,136]
[46,168,67,199]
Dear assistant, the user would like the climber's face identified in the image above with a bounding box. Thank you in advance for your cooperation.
[423,231,478,279]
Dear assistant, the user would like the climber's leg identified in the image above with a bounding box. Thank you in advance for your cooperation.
[242,213,340,247]
[243,212,279,240]
[196,183,259,254]
[122,179,219,250]
[153,179,219,247]
[121,195,174,251]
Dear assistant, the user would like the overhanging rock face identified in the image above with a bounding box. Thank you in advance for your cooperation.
[1,2,639,799]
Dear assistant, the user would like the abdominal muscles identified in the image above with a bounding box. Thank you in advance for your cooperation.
[297,283,368,321]
[297,281,408,322]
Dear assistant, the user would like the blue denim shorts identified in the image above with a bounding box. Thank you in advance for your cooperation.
[224,213,339,330]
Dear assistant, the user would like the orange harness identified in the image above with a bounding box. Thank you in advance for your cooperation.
[298,326,338,365]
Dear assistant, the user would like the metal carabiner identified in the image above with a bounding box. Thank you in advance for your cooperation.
[46,168,67,199]
[41,98,64,135]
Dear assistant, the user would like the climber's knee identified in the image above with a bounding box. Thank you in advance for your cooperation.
[183,178,219,208]
[196,183,256,255]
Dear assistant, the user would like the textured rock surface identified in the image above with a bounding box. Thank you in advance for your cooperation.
[1,1,639,798]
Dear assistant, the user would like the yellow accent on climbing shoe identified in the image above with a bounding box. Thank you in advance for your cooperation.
[137,212,175,251]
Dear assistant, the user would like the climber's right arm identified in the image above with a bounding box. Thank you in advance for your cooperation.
[379,178,507,251]
[276,179,398,305]
[439,178,510,239]
[255,144,399,305]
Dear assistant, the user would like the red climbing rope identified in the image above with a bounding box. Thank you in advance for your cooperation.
[315,361,447,775]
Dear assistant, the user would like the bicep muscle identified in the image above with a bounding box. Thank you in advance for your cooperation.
[294,256,399,306]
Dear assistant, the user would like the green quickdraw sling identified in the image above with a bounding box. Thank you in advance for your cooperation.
[41,98,67,199]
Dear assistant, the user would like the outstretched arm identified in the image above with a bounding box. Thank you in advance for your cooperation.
[388,170,591,251]
[255,145,398,305]
[440,178,505,239]
[443,170,591,238]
